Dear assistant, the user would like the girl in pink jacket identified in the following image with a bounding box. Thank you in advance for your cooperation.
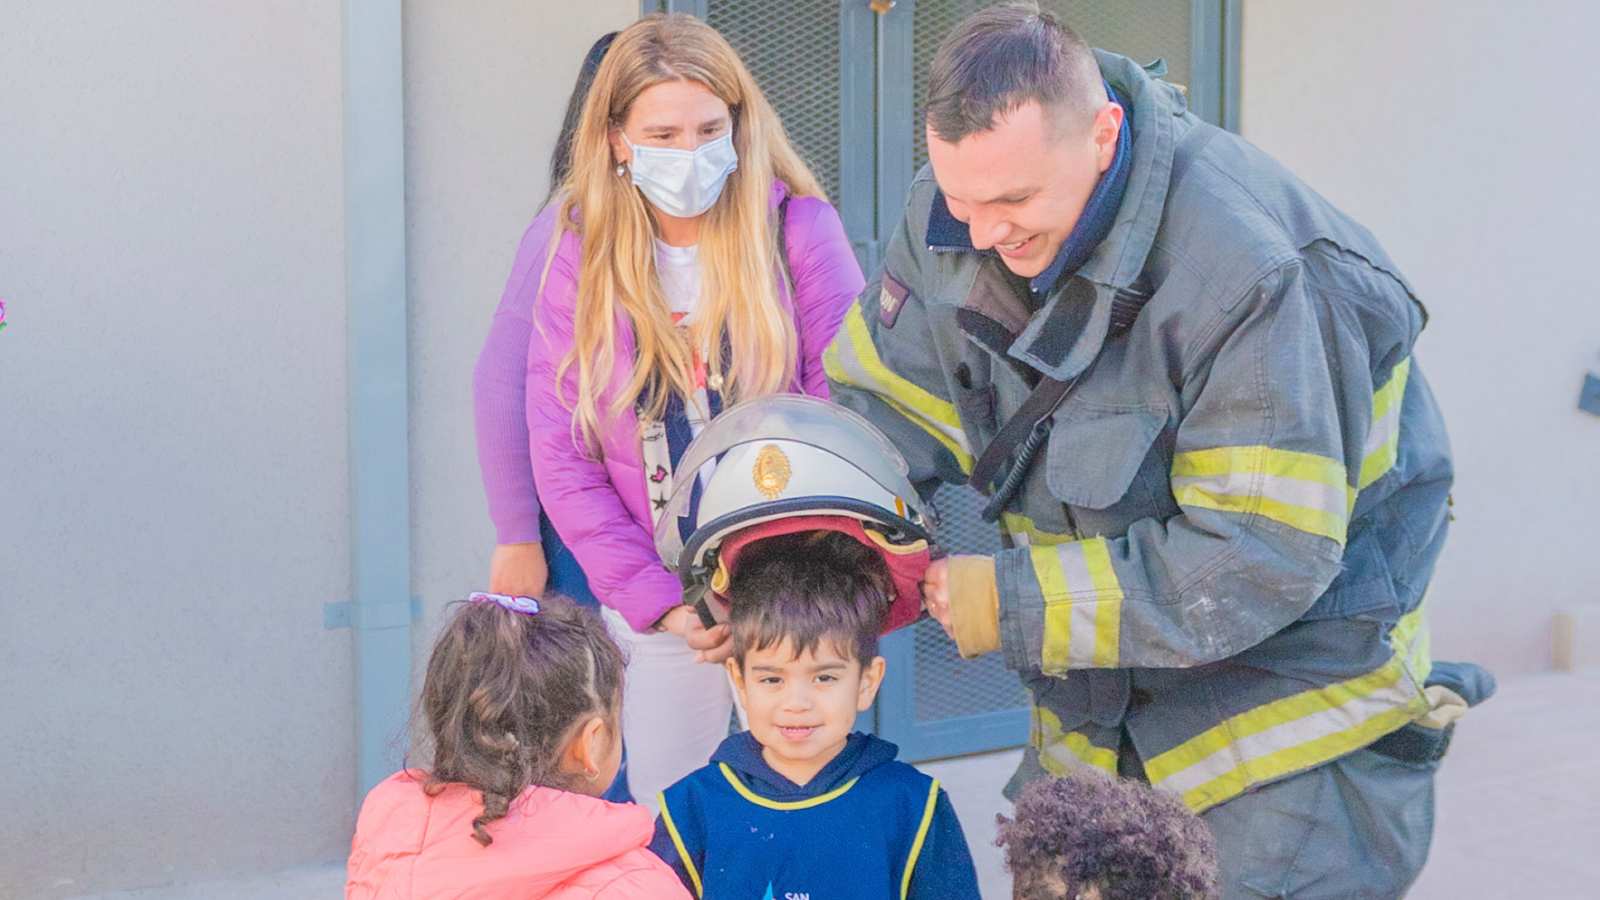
[346,594,689,900]
[474,14,863,809]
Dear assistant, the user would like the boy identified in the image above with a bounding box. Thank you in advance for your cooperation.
[649,529,980,899]
[997,774,1219,900]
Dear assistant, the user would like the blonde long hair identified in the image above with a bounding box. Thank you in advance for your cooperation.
[548,14,826,450]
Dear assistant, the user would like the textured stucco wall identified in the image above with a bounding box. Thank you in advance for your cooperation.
[0,3,352,896]
[0,2,638,896]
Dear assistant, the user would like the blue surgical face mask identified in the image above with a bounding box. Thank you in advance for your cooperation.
[623,132,739,219]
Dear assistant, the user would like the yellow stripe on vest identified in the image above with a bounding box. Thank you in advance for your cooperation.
[900,779,942,900]
[717,762,860,810]
[657,792,703,898]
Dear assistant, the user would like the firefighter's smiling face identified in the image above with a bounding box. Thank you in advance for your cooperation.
[926,98,1123,280]
[728,638,885,787]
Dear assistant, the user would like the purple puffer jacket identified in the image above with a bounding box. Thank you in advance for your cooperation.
[474,180,863,632]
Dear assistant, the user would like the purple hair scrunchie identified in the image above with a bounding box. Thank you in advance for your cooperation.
[467,592,541,616]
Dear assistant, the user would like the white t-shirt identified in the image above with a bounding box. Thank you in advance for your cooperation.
[655,239,702,320]
[653,239,715,489]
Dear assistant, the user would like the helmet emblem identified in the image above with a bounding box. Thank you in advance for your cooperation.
[753,444,792,499]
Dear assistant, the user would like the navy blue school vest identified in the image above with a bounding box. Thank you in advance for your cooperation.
[658,761,942,899]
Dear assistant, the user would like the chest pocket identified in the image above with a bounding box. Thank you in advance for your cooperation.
[1045,402,1176,536]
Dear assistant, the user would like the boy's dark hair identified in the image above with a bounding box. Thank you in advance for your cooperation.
[925,2,1101,144]
[997,774,1220,900]
[415,594,624,847]
[725,531,892,665]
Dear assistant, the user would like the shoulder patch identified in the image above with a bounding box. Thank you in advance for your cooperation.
[879,274,910,328]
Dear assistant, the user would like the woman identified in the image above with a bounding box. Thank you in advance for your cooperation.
[474,14,863,808]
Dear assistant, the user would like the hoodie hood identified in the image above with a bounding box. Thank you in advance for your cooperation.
[347,770,658,899]
[710,731,900,801]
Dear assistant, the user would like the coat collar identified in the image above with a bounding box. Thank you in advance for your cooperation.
[932,50,1182,382]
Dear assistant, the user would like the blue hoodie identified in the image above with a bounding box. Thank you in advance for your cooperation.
[649,732,978,899]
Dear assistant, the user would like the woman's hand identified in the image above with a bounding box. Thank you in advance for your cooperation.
[656,605,734,664]
[489,542,549,597]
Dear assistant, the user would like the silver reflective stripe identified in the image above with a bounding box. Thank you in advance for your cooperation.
[1154,676,1416,797]
[1054,543,1100,666]
[1171,470,1347,521]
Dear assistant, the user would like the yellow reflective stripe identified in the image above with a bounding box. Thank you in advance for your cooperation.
[1144,652,1429,812]
[657,793,703,898]
[1174,700,1419,812]
[824,304,974,471]
[1173,446,1346,486]
[1035,706,1118,774]
[1392,602,1432,686]
[900,778,941,900]
[1032,545,1072,673]
[718,762,859,810]
[1172,445,1349,544]
[1358,357,1412,490]
[1001,512,1073,547]
[1031,539,1123,672]
[1372,357,1411,422]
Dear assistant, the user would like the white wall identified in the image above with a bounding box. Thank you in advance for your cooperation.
[1241,0,1600,676]
[0,3,352,897]
[0,1,637,896]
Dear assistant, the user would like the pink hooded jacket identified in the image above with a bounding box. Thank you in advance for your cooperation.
[516,180,863,632]
[346,771,690,900]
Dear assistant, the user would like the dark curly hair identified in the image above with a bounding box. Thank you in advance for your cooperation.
[414,594,624,847]
[725,530,893,666]
[997,774,1219,900]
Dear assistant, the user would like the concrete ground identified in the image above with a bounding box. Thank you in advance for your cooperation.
[72,668,1599,899]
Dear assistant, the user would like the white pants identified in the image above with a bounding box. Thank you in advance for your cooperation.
[602,607,742,812]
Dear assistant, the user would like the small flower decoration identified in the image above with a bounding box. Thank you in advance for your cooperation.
[0,298,8,332]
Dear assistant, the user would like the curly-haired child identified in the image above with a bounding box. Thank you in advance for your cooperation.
[998,773,1219,900]
[346,593,690,899]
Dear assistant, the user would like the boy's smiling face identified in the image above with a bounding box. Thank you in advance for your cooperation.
[727,637,886,787]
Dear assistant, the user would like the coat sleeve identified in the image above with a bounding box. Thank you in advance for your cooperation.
[824,191,973,494]
[905,788,981,900]
[958,262,1410,671]
[526,240,684,632]
[473,214,559,545]
[784,197,864,399]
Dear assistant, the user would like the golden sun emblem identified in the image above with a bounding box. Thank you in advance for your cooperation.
[753,444,792,500]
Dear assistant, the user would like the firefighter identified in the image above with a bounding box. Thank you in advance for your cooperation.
[824,6,1492,897]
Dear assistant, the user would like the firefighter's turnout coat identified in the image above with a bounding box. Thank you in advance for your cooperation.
[825,50,1455,812]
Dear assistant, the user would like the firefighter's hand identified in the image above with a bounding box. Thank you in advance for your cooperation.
[489,542,548,597]
[921,557,954,641]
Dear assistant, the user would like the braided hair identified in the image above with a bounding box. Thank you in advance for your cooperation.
[415,594,624,846]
